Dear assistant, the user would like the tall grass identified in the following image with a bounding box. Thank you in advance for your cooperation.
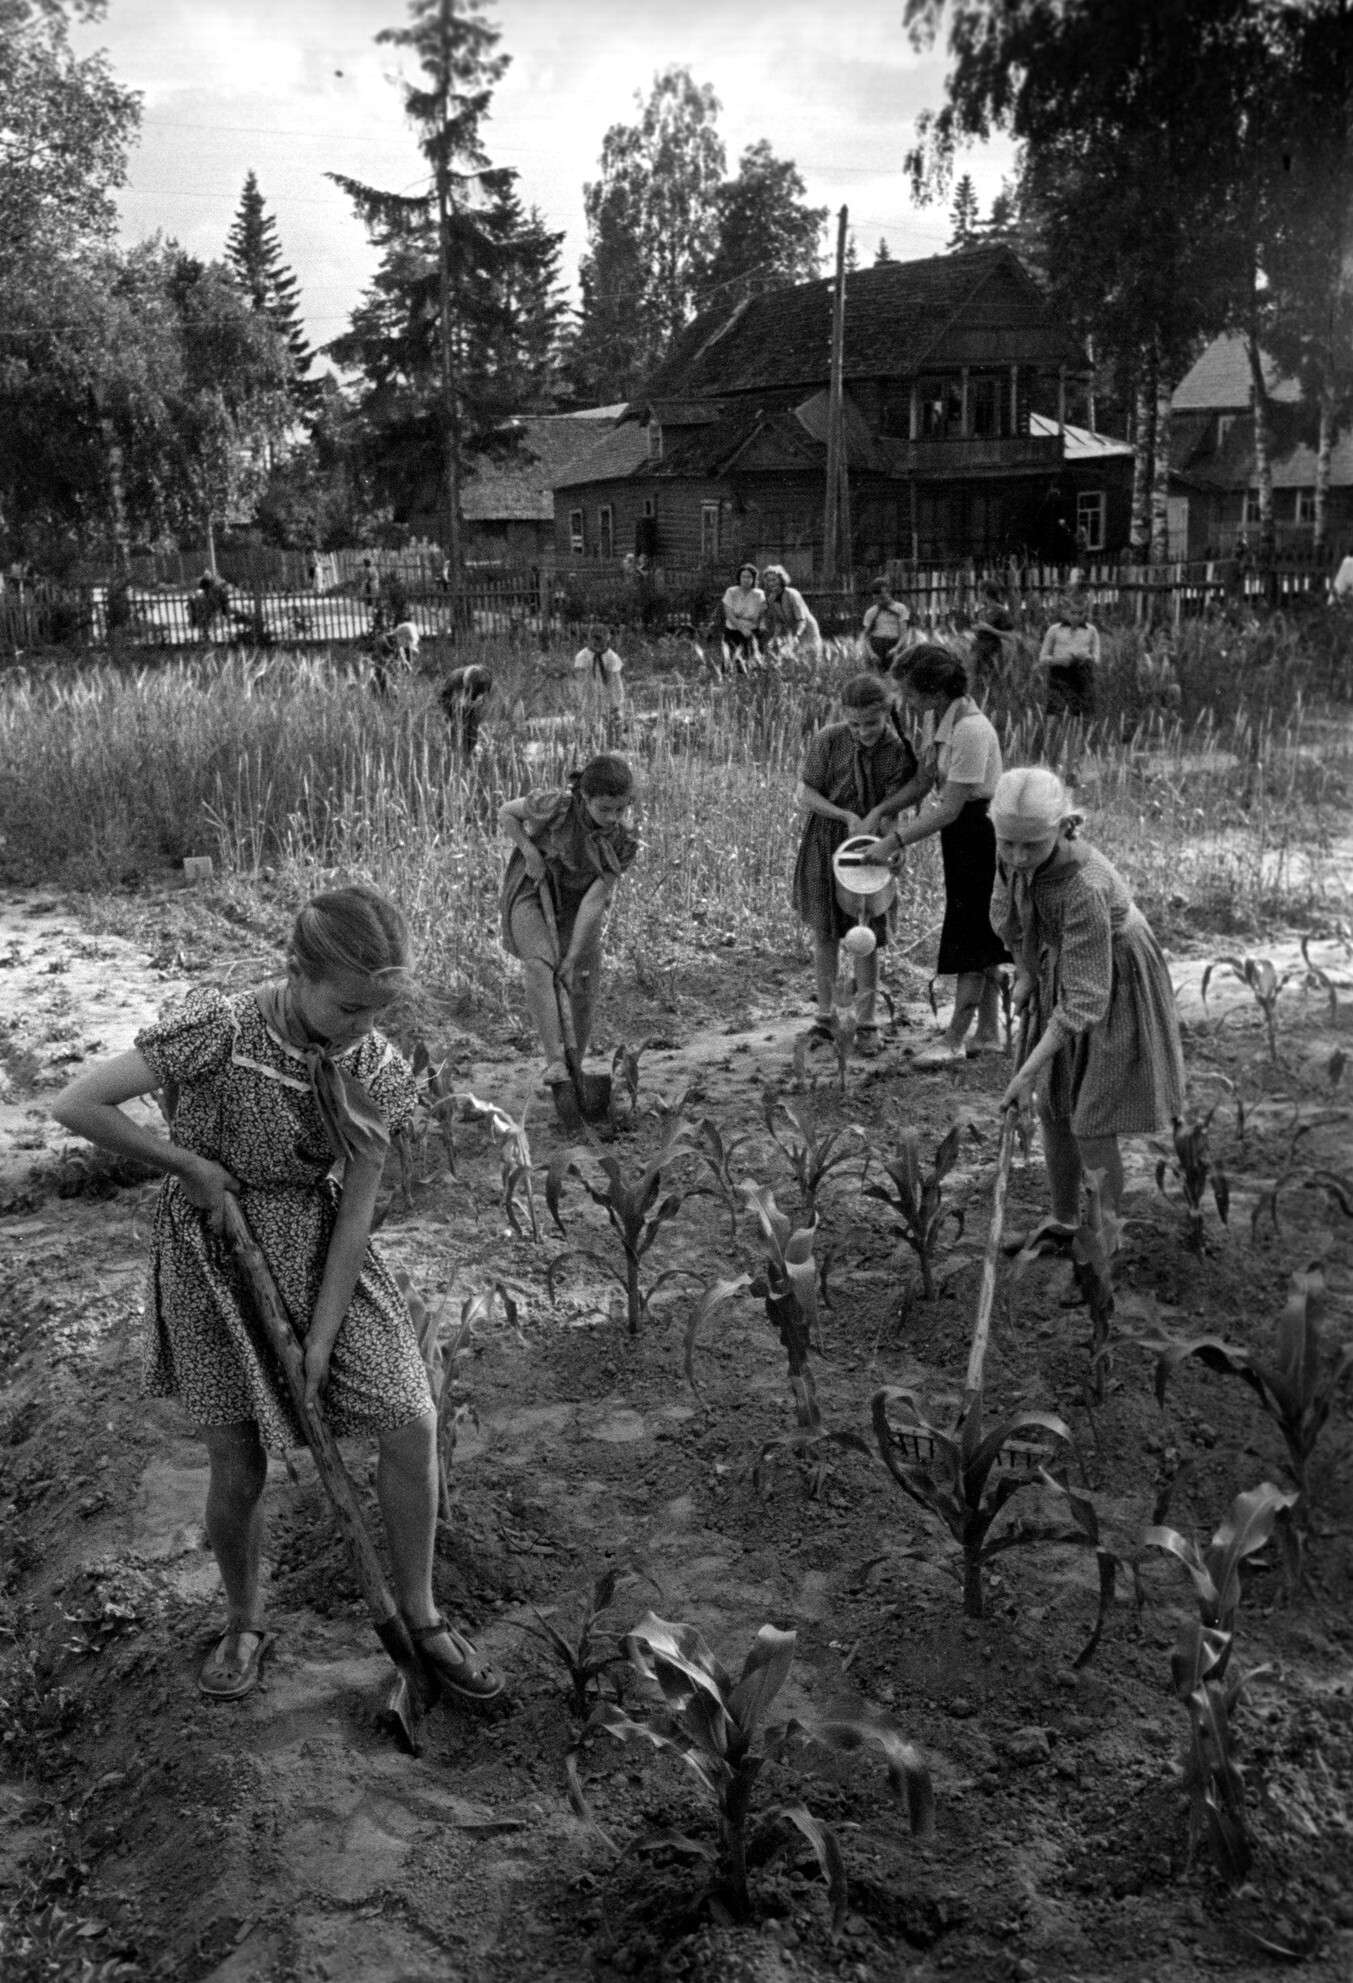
[1,628,1348,1022]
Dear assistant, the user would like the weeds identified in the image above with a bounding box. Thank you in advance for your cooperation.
[576,1613,932,1931]
[547,1123,699,1334]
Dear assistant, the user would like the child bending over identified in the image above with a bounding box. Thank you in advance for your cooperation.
[499,754,638,1091]
[792,673,925,1053]
[991,768,1186,1256]
[52,885,502,1706]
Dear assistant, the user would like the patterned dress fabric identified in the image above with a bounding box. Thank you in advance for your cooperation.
[793,721,918,943]
[500,785,639,960]
[992,840,1185,1137]
[134,987,428,1448]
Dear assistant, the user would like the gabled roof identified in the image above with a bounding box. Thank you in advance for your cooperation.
[631,246,1087,405]
[1172,335,1301,413]
[553,419,651,492]
[461,410,625,522]
[1030,414,1134,461]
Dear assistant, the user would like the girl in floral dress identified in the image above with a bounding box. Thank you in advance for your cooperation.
[53,885,502,1706]
[991,767,1186,1254]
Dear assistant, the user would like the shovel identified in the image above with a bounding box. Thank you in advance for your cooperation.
[964,1008,1030,1404]
[537,881,612,1126]
[222,1195,439,1752]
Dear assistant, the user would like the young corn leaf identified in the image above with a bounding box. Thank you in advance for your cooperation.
[762,1094,865,1225]
[1144,1480,1296,1632]
[862,1122,969,1301]
[545,1126,696,1333]
[1153,1114,1229,1254]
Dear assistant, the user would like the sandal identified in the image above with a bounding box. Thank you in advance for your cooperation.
[805,1018,836,1046]
[1002,1219,1077,1259]
[407,1615,505,1704]
[199,1624,273,1700]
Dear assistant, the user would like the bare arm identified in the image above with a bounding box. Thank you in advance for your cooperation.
[874,778,979,856]
[795,780,862,833]
[860,768,931,835]
[303,1155,384,1408]
[51,1050,239,1226]
[499,800,547,880]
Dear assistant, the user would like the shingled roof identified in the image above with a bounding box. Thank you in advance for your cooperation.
[1172,335,1301,413]
[631,246,1087,405]
[461,409,624,522]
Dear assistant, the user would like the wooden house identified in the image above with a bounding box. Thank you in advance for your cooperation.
[1171,336,1352,559]
[454,408,623,566]
[552,246,1108,576]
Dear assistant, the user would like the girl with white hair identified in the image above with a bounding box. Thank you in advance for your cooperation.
[991,767,1185,1254]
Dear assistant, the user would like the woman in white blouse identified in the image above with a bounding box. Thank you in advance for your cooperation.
[872,644,1009,1065]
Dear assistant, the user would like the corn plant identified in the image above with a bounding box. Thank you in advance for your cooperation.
[1145,1483,1294,1883]
[575,1613,933,1930]
[686,1184,870,1491]
[1070,1170,1117,1405]
[396,1040,460,1203]
[1251,1163,1353,1239]
[871,1387,1114,1648]
[691,1116,752,1241]
[763,1094,864,1226]
[401,1276,515,1524]
[862,1121,970,1303]
[519,1564,659,1721]
[1153,1113,1230,1254]
[1201,951,1339,1063]
[610,1036,692,1121]
[1147,1269,1350,1519]
[453,1090,539,1239]
[546,1122,699,1335]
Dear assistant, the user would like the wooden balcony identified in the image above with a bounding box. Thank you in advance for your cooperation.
[896,433,1065,475]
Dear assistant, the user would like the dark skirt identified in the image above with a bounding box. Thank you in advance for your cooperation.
[937,799,1010,975]
[793,814,889,947]
[1047,661,1095,716]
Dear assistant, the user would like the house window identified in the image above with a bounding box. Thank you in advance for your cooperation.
[1295,488,1317,524]
[643,496,655,518]
[1216,414,1236,447]
[598,505,614,559]
[917,374,960,438]
[1242,487,1262,525]
[648,422,663,463]
[569,508,584,555]
[1076,491,1106,553]
[700,502,719,562]
[969,375,1001,439]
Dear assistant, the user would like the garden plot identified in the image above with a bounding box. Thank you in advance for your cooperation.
[2,875,1352,1983]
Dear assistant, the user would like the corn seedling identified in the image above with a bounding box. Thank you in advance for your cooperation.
[546,1122,699,1334]
[862,1121,968,1303]
[1070,1170,1117,1405]
[872,1387,1115,1642]
[401,1275,515,1523]
[763,1093,864,1226]
[575,1613,933,1930]
[397,1040,460,1203]
[520,1564,660,1721]
[1153,1114,1230,1254]
[1201,951,1339,1064]
[1251,1162,1353,1239]
[1147,1270,1350,1521]
[452,1090,539,1239]
[691,1116,753,1241]
[610,1036,691,1120]
[1145,1483,1293,1883]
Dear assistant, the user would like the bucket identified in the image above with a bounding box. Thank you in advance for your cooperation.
[832,834,896,919]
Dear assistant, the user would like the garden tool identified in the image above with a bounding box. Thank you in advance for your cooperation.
[222,1196,440,1753]
[537,879,612,1126]
[964,1009,1031,1405]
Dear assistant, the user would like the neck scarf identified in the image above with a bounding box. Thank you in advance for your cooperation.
[255,984,391,1167]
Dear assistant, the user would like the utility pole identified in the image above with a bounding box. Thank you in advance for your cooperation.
[436,152,462,617]
[822,206,849,583]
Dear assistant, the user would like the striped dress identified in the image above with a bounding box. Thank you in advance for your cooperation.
[992,840,1185,1137]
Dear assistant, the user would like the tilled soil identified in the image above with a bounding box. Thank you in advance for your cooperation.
[1,883,1352,1983]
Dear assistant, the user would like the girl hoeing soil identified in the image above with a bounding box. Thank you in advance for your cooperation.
[500,753,638,1091]
[991,767,1186,1255]
[792,673,925,1053]
[51,885,503,1706]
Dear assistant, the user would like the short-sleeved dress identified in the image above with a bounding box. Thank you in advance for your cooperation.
[793,721,919,944]
[992,839,1185,1137]
[134,986,429,1449]
[501,785,638,963]
[931,696,1010,977]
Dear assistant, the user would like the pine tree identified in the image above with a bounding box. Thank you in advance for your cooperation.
[225,170,314,412]
[875,236,893,265]
[327,0,561,572]
[949,173,979,248]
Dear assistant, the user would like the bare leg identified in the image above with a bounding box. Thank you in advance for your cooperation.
[376,1412,440,1627]
[973,968,1003,1046]
[201,1421,268,1628]
[944,970,986,1049]
[813,937,840,1020]
[568,944,603,1059]
[852,947,879,1026]
[1077,1133,1125,1248]
[1037,1108,1085,1227]
[519,956,564,1073]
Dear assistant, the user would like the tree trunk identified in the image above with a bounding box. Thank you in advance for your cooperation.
[1314,395,1333,560]
[1129,358,1153,562]
[1148,357,1173,566]
[1244,331,1275,566]
[100,418,131,574]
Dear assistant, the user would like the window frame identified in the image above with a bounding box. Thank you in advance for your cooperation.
[1075,489,1106,553]
[700,501,719,562]
[597,504,614,560]
[568,508,585,556]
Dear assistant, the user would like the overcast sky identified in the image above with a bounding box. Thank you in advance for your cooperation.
[75,0,1012,359]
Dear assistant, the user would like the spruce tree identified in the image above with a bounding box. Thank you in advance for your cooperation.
[225,170,315,411]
